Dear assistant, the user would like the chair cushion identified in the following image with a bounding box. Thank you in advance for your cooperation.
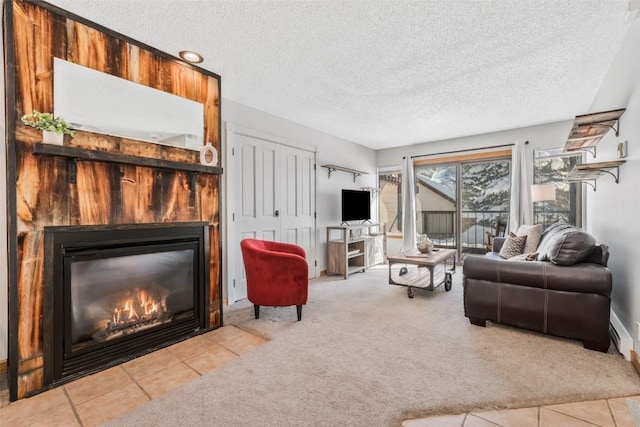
[536,222,597,265]
[516,223,543,254]
[498,232,527,259]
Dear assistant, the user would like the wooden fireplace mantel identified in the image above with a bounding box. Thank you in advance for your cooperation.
[33,143,224,175]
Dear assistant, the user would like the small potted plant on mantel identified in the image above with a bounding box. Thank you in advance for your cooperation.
[21,110,75,145]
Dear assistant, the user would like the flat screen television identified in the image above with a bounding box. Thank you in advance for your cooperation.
[341,189,371,223]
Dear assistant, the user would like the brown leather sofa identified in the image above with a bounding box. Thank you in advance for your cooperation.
[462,222,612,352]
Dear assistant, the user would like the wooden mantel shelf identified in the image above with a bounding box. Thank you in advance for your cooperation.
[33,143,224,175]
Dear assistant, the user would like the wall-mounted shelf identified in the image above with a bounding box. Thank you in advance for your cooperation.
[321,164,368,182]
[565,160,626,191]
[360,187,380,192]
[563,108,626,158]
[33,143,224,174]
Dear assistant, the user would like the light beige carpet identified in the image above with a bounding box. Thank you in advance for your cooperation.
[106,268,640,426]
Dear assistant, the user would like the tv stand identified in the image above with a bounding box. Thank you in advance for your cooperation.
[340,220,372,226]
[326,223,386,279]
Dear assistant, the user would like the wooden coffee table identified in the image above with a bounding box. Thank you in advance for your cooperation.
[387,248,457,298]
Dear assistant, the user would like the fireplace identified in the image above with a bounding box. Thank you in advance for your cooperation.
[43,223,209,385]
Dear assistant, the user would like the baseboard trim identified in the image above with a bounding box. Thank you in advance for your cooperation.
[0,359,6,374]
[631,351,640,377]
[610,309,633,361]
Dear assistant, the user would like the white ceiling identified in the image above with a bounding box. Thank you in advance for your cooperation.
[47,0,633,150]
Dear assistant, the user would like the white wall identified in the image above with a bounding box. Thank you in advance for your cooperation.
[221,99,377,274]
[587,16,640,355]
[376,120,574,169]
[1,1,9,362]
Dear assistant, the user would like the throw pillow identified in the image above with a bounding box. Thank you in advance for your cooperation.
[536,222,597,265]
[547,232,596,265]
[498,232,527,259]
[516,224,543,254]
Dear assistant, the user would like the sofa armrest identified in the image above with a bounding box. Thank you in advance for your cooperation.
[492,237,506,253]
[462,255,612,296]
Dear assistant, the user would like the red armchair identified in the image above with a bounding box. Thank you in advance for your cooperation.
[240,239,309,321]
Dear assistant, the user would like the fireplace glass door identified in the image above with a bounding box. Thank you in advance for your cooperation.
[68,246,195,353]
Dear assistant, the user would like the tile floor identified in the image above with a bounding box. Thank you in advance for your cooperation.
[402,396,640,427]
[0,325,638,427]
[0,325,266,426]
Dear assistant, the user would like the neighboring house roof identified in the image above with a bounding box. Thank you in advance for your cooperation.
[415,175,455,204]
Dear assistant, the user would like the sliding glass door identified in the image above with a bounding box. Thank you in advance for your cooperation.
[415,157,510,259]
[461,160,510,255]
[415,164,457,248]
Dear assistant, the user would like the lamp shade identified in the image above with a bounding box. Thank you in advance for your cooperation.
[531,184,556,202]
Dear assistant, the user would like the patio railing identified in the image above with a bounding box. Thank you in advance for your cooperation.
[419,209,571,253]
[419,210,508,254]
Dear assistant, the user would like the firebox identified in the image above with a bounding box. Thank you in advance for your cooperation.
[43,222,210,385]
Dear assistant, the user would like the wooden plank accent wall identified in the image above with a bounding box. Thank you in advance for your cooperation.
[7,0,222,400]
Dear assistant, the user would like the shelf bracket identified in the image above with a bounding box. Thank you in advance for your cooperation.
[351,172,361,182]
[326,166,336,179]
[600,166,620,183]
[565,179,597,191]
[189,172,198,191]
[68,158,77,184]
[582,146,596,159]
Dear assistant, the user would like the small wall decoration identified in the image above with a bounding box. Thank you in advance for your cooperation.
[617,140,627,159]
[199,142,218,166]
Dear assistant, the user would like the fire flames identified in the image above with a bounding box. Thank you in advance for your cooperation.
[107,289,167,335]
[112,290,162,324]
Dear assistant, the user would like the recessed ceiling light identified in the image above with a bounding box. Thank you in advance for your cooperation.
[179,50,203,64]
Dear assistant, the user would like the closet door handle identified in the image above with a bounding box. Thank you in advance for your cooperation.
[275,210,280,218]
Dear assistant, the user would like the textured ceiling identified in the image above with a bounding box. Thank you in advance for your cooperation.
[46,0,633,150]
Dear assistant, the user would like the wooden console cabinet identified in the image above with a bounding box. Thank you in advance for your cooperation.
[326,223,386,279]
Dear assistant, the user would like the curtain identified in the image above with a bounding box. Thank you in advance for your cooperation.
[401,156,417,251]
[507,140,531,233]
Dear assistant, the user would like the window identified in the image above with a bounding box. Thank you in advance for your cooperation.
[533,147,582,229]
[378,169,401,234]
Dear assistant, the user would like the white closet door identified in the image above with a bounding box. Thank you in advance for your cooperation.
[233,134,281,303]
[229,129,317,304]
[280,145,316,270]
